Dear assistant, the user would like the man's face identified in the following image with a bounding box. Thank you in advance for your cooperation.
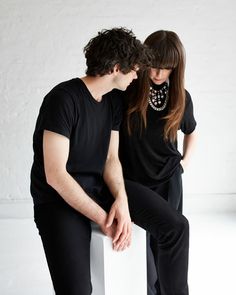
[113,67,139,91]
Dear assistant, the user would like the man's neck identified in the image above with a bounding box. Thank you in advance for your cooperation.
[81,75,114,102]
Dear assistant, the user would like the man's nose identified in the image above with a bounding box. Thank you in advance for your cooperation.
[133,71,138,79]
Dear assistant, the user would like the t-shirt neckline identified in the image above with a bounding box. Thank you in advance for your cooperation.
[77,78,105,105]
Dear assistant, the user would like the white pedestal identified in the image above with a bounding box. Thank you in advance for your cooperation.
[90,223,147,295]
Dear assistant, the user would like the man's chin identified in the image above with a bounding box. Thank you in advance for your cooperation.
[115,85,127,91]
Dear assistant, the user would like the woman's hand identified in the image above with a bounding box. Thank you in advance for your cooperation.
[180,159,186,171]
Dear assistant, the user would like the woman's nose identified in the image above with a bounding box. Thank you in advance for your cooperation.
[155,69,162,78]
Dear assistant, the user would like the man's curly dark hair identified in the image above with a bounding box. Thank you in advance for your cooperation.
[84,27,151,76]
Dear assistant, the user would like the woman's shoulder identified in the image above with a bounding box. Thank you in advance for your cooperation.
[184,89,194,107]
[185,89,191,99]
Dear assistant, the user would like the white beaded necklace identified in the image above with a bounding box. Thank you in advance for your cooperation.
[148,83,169,111]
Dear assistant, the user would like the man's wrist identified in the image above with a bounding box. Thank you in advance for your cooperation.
[93,209,107,226]
[114,192,128,201]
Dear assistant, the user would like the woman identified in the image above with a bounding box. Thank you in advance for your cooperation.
[119,30,197,295]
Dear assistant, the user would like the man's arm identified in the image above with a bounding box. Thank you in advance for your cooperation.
[103,130,132,251]
[43,130,114,237]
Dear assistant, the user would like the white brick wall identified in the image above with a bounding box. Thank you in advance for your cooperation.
[1,0,236,213]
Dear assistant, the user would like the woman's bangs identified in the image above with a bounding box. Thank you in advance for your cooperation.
[152,47,179,69]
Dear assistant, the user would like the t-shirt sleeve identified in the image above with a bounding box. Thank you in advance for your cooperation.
[110,90,124,131]
[39,88,76,139]
[180,90,197,134]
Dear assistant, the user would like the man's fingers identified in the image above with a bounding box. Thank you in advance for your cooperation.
[118,223,132,250]
[113,223,130,250]
[117,224,128,245]
[124,233,132,249]
[117,234,132,251]
[106,209,115,227]
[113,222,124,244]
[127,222,132,236]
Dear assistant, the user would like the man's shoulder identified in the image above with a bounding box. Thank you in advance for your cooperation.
[107,89,124,109]
[109,89,124,99]
[50,78,81,96]
[40,78,84,115]
[108,89,124,104]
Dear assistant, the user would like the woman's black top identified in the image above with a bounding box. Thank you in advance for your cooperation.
[119,88,196,187]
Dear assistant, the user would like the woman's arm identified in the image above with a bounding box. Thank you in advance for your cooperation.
[180,129,197,170]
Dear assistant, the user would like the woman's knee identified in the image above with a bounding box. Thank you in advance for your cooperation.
[175,214,189,240]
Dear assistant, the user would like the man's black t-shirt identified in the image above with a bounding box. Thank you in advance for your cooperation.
[30,78,122,205]
[119,90,196,187]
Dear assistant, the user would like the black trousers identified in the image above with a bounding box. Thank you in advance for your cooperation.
[147,165,184,295]
[34,178,189,295]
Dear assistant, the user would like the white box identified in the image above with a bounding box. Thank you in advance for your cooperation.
[90,223,147,295]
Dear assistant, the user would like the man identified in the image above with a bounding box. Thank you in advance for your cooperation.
[31,28,149,294]
[31,27,189,295]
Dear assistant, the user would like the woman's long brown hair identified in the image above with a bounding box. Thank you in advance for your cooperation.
[126,30,186,142]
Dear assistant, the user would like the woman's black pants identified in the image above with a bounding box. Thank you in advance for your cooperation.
[147,165,185,295]
[34,179,189,295]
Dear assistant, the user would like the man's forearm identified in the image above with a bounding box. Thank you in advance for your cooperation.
[103,157,127,200]
[47,171,107,225]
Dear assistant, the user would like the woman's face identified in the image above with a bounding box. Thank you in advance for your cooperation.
[149,68,172,85]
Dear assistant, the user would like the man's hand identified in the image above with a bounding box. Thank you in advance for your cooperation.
[99,219,117,239]
[102,130,132,251]
[106,198,132,251]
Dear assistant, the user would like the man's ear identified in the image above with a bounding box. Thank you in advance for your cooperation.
[113,64,120,74]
